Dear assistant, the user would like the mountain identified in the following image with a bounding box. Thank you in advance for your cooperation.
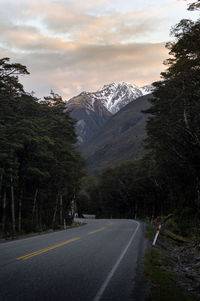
[95,82,148,114]
[140,84,154,95]
[65,93,111,144]
[65,82,152,144]
[80,94,152,174]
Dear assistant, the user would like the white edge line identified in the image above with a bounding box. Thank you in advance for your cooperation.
[93,221,140,301]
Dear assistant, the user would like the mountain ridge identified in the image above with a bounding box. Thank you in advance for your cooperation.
[80,94,152,174]
[65,82,153,144]
[66,81,152,114]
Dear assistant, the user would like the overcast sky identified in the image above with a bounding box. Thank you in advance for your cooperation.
[0,0,199,100]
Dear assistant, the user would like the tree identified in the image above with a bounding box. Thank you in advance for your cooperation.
[187,0,200,10]
[0,59,85,235]
[0,58,29,97]
[144,18,200,223]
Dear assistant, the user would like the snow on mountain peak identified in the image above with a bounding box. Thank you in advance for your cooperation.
[140,84,154,95]
[67,81,153,115]
[95,81,146,114]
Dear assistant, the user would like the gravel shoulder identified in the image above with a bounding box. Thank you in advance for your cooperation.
[143,224,200,300]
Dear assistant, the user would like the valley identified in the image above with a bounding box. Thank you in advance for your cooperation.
[65,82,153,146]
[65,82,153,173]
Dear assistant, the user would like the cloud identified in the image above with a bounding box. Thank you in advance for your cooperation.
[3,41,167,100]
[0,0,163,45]
[26,1,161,44]
[0,0,172,99]
[0,0,166,51]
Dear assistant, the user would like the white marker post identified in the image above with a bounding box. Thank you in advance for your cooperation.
[152,224,161,246]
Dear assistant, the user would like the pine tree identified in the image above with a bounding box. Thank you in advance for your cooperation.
[145,18,200,216]
[0,59,85,235]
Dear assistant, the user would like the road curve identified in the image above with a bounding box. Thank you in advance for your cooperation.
[0,219,146,301]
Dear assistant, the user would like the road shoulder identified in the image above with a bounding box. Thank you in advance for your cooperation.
[142,224,199,301]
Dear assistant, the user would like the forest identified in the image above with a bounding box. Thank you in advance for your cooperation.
[77,15,200,237]
[0,2,200,238]
[0,58,85,236]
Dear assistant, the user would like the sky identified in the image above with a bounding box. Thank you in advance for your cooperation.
[0,0,199,100]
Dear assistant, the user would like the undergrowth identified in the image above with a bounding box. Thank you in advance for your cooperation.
[143,224,197,301]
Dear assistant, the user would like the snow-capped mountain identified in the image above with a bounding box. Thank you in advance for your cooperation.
[65,82,153,144]
[67,82,152,115]
[96,82,143,114]
[81,94,152,174]
[140,84,154,96]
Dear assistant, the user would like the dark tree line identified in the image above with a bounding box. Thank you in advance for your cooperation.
[78,17,200,236]
[0,58,85,236]
[187,0,200,10]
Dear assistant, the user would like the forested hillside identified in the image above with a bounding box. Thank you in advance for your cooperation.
[0,58,85,236]
[78,17,200,236]
[1,2,199,239]
[81,94,151,174]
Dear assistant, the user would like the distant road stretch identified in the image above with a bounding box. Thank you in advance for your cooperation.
[0,219,145,301]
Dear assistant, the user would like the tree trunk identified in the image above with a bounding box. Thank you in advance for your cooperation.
[32,188,39,224]
[0,173,3,193]
[196,177,200,204]
[18,189,23,233]
[36,204,39,230]
[39,205,42,230]
[151,206,155,224]
[134,203,137,220]
[52,194,59,229]
[10,175,15,234]
[60,194,63,225]
[2,190,6,233]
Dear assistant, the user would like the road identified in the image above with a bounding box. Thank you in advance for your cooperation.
[0,219,146,301]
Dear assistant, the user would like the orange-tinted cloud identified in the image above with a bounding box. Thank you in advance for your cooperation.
[13,41,167,99]
[0,0,187,99]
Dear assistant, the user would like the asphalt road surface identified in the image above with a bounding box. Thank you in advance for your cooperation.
[0,219,146,301]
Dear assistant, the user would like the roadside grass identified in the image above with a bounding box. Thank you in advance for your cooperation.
[162,229,191,243]
[0,221,86,242]
[143,225,197,301]
[145,224,155,241]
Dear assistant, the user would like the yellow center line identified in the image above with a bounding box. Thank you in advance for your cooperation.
[17,237,80,261]
[88,227,105,235]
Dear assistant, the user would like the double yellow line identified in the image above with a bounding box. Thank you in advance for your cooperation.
[17,225,108,261]
[17,237,80,261]
[88,227,105,235]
